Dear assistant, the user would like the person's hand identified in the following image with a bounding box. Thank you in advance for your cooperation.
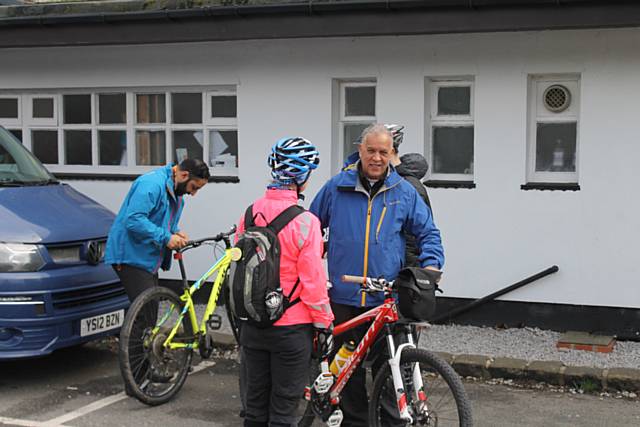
[313,324,334,359]
[176,231,189,240]
[167,233,188,250]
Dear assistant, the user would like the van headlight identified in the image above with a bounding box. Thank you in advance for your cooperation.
[0,243,45,272]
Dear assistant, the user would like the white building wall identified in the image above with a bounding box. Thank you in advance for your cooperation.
[2,28,639,308]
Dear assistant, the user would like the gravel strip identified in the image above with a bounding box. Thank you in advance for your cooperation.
[419,324,640,369]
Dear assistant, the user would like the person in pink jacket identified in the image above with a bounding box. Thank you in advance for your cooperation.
[237,137,334,427]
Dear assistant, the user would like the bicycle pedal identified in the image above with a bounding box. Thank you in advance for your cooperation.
[207,314,222,330]
[326,409,343,427]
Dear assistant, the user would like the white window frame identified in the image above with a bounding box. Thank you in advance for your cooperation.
[0,87,238,177]
[337,80,377,169]
[0,95,22,127]
[426,78,475,181]
[527,75,580,184]
[26,94,58,126]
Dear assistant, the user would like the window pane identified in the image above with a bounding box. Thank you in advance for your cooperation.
[99,94,126,124]
[345,86,375,116]
[137,94,166,124]
[211,96,237,118]
[136,131,165,165]
[65,130,92,165]
[432,127,474,174]
[173,130,203,163]
[32,130,58,164]
[63,94,91,124]
[209,130,238,168]
[343,123,369,163]
[33,98,54,119]
[8,130,22,143]
[172,93,202,124]
[438,86,470,115]
[535,122,577,172]
[0,98,18,118]
[99,130,127,166]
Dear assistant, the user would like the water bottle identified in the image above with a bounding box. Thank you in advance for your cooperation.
[330,341,356,376]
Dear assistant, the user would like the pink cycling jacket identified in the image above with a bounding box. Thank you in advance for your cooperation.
[236,188,334,329]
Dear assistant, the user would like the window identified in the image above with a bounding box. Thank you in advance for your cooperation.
[337,81,376,168]
[527,75,580,185]
[0,88,238,177]
[426,78,475,182]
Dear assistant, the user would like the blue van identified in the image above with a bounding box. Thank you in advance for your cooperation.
[0,127,128,359]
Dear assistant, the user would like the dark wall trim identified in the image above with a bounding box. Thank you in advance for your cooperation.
[2,2,640,48]
[54,172,240,183]
[424,180,476,189]
[521,182,580,191]
[433,296,640,337]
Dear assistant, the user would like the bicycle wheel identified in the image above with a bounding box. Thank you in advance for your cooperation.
[370,348,473,427]
[223,283,240,345]
[119,286,194,406]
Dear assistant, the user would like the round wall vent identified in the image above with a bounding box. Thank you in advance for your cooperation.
[543,85,571,112]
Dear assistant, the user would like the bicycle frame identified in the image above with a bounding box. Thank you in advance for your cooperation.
[152,246,241,351]
[329,297,398,399]
[327,295,427,423]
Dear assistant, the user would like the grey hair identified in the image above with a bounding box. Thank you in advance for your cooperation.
[359,123,392,146]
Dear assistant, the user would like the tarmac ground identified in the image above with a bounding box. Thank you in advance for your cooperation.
[1,336,639,427]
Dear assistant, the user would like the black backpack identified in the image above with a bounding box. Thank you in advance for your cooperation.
[228,204,305,328]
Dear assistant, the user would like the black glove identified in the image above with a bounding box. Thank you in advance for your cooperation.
[313,325,334,359]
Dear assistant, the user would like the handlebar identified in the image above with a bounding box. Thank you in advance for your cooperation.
[177,225,237,253]
[341,275,393,293]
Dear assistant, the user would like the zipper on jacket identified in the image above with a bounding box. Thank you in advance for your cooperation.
[359,180,401,306]
[361,198,373,307]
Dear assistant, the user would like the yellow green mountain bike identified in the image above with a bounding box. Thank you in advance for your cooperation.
[118,226,241,406]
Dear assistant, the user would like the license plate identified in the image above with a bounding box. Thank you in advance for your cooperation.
[80,309,124,337]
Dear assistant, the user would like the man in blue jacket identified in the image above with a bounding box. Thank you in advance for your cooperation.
[310,124,444,427]
[105,158,210,302]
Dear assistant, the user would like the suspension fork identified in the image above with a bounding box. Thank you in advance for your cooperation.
[386,325,416,423]
[405,325,428,404]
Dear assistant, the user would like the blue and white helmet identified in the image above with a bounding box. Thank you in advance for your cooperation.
[268,137,320,185]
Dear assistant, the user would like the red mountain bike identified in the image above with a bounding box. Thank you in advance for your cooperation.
[298,275,473,427]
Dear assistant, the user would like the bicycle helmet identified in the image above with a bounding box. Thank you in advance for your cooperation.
[385,124,405,151]
[268,137,320,185]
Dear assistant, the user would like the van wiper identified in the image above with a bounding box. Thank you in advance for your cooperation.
[30,178,59,186]
[0,178,26,186]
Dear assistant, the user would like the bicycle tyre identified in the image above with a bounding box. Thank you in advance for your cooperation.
[223,284,241,345]
[119,286,193,406]
[370,348,473,427]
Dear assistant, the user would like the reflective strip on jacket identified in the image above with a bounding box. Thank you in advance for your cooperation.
[310,163,444,308]
[236,188,334,329]
[105,164,184,273]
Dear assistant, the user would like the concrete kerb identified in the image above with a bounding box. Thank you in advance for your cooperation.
[210,332,640,393]
[438,351,640,393]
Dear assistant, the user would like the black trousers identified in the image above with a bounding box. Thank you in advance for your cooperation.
[240,323,313,427]
[331,302,408,427]
[112,264,159,302]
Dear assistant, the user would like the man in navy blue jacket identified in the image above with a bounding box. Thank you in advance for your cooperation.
[310,124,444,427]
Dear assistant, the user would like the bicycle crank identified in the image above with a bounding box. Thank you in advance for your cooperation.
[198,333,215,359]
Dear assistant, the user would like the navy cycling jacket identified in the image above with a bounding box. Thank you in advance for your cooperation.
[310,163,444,308]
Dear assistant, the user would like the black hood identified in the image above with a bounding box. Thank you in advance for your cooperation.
[396,153,429,180]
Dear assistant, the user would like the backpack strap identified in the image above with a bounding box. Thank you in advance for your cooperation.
[285,278,301,309]
[268,205,306,235]
[244,204,255,228]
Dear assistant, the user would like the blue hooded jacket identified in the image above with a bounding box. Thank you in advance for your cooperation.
[105,165,184,273]
[310,162,444,308]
